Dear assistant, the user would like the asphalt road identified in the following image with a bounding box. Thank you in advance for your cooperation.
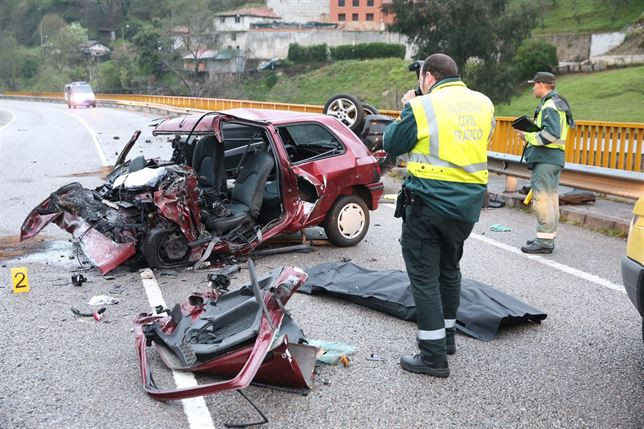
[0,99,642,429]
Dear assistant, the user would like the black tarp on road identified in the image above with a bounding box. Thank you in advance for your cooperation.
[299,262,547,341]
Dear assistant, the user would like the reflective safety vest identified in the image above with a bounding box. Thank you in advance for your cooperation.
[407,80,495,185]
[525,94,572,151]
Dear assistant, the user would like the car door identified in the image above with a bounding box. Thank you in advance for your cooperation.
[275,122,353,227]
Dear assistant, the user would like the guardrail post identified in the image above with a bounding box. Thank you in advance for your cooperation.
[505,176,518,193]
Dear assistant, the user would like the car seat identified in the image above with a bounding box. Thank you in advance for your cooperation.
[192,136,218,188]
[205,149,275,234]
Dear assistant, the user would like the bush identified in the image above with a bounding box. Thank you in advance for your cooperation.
[287,43,328,63]
[329,43,406,61]
[265,73,278,88]
[512,39,558,80]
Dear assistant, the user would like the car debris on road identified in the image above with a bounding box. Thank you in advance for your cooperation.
[133,260,320,401]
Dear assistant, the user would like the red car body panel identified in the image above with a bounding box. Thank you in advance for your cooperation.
[133,266,316,400]
[20,204,136,275]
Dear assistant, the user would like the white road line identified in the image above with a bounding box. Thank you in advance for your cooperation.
[0,108,16,131]
[470,233,625,293]
[140,269,216,429]
[63,112,109,166]
[380,204,624,293]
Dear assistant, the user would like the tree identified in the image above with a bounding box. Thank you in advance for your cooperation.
[37,13,67,53]
[385,0,538,103]
[159,0,218,96]
[51,22,89,69]
[513,39,558,79]
[0,33,22,89]
[133,25,164,76]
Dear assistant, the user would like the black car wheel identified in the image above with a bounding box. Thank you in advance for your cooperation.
[142,227,190,269]
[323,94,365,132]
[324,195,370,247]
[362,103,380,116]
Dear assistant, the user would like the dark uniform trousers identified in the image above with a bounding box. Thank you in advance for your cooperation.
[401,199,475,363]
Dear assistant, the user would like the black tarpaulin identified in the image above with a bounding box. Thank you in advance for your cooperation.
[299,262,547,341]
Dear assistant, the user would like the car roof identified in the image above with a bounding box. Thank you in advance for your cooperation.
[153,108,342,134]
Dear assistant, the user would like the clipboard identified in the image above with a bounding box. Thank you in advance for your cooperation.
[511,115,542,133]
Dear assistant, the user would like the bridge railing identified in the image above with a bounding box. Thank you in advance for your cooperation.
[4,91,643,174]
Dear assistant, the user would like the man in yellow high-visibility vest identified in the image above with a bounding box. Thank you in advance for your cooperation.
[383,53,495,377]
[518,72,574,254]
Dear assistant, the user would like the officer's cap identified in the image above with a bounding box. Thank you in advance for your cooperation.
[527,72,556,84]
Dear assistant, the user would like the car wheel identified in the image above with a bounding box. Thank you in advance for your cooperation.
[324,195,370,247]
[323,94,365,132]
[141,227,190,269]
[362,103,380,116]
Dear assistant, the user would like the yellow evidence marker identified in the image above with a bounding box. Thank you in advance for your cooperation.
[11,267,30,293]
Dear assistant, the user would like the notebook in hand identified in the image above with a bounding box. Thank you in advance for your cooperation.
[511,115,542,133]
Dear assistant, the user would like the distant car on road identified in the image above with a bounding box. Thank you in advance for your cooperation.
[621,196,644,341]
[64,82,96,108]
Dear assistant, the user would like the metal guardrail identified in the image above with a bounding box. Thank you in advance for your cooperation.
[488,152,644,200]
[490,117,644,173]
[3,91,643,197]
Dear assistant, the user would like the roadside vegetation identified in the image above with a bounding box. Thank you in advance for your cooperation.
[516,0,644,34]
[246,60,644,122]
[495,65,644,122]
[0,0,641,120]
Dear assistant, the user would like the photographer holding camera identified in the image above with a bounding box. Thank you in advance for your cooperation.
[383,53,495,378]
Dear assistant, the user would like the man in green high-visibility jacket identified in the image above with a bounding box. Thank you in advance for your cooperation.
[518,72,575,254]
[383,53,495,378]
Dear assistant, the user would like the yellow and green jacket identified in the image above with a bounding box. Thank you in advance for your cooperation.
[524,90,574,168]
[383,77,495,223]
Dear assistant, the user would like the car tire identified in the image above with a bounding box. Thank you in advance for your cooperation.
[323,94,365,132]
[324,195,370,247]
[362,103,380,116]
[141,226,190,269]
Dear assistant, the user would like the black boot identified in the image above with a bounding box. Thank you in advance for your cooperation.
[446,328,456,355]
[521,241,554,254]
[526,239,555,249]
[400,354,450,377]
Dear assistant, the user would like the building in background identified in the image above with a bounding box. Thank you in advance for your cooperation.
[329,0,394,31]
[266,0,330,23]
[214,7,282,51]
[202,3,411,64]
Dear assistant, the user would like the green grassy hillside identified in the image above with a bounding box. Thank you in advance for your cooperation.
[495,65,644,122]
[247,59,643,122]
[245,58,417,110]
[511,0,643,34]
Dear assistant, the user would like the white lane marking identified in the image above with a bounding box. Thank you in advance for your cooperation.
[380,204,624,293]
[470,233,625,293]
[140,268,216,429]
[0,108,16,131]
[63,112,109,166]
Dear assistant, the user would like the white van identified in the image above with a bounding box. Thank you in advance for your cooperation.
[64,82,96,108]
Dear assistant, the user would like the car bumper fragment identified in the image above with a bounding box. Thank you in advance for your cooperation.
[621,256,643,317]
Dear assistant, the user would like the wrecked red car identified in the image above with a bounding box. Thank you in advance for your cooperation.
[20,109,384,274]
